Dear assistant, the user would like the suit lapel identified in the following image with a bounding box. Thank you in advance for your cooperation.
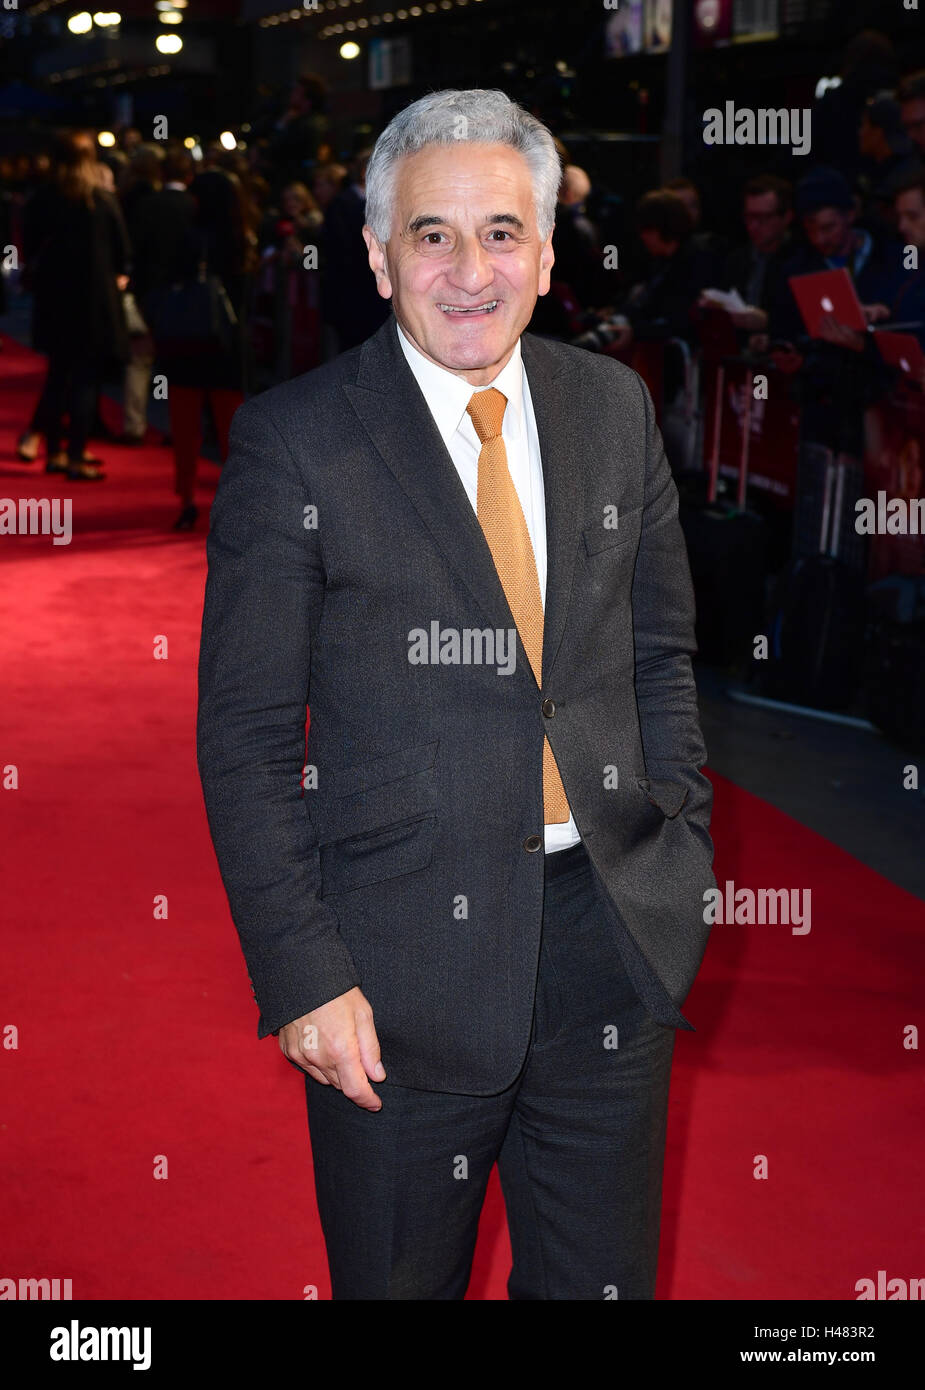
[343,314,585,688]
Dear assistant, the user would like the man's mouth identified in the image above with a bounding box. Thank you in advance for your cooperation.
[437,300,501,315]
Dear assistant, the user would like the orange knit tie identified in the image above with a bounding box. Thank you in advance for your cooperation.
[466,387,570,825]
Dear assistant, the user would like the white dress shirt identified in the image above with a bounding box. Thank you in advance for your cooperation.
[396,318,580,853]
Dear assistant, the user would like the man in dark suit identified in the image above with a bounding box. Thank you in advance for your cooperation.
[197,89,716,1301]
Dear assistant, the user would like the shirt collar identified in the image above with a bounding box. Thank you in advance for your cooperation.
[396,318,524,449]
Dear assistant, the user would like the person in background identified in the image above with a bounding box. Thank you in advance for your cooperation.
[857,95,922,238]
[310,162,347,213]
[899,69,925,164]
[267,73,332,185]
[769,166,902,349]
[768,167,904,455]
[124,147,197,445]
[712,174,794,342]
[119,145,163,227]
[609,190,710,353]
[320,147,390,355]
[152,167,255,530]
[664,175,728,283]
[814,29,898,181]
[22,130,130,480]
[889,174,925,367]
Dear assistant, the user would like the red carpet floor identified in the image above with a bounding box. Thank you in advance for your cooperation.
[2,333,923,1299]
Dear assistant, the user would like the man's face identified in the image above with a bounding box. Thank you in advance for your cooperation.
[743,192,791,254]
[901,97,925,156]
[804,206,854,259]
[363,141,554,387]
[896,188,925,249]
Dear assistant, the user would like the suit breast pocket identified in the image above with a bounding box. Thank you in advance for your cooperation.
[313,738,438,895]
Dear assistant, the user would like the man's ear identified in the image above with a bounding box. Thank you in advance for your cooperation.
[363,225,393,300]
[537,231,555,297]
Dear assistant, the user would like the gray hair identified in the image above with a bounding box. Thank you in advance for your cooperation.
[364,88,562,245]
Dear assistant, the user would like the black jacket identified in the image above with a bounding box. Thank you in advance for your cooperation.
[196,314,716,1093]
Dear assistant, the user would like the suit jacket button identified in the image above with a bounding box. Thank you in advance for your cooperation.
[523,834,543,852]
[541,698,556,718]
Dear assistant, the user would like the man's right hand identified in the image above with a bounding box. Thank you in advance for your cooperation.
[278,987,385,1111]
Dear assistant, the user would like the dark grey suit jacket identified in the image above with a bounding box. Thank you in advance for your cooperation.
[196,312,716,1093]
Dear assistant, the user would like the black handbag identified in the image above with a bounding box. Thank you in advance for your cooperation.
[145,235,238,357]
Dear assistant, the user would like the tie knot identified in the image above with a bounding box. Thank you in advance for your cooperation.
[466,387,507,444]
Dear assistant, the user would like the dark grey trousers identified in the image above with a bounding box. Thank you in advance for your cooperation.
[304,841,676,1300]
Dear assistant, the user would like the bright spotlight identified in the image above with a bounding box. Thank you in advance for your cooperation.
[339,40,360,59]
[219,131,237,151]
[155,32,182,53]
[97,130,116,147]
[68,12,93,33]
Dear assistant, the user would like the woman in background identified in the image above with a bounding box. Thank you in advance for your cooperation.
[22,130,129,479]
[152,167,255,530]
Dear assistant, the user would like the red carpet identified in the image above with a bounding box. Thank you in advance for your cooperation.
[2,333,923,1299]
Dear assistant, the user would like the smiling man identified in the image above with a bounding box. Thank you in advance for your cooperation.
[197,89,716,1301]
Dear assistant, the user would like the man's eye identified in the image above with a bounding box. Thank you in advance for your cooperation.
[487,230,512,241]
[423,232,445,244]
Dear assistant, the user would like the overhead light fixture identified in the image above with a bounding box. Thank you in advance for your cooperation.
[155,32,182,52]
[339,39,360,58]
[97,130,116,147]
[219,130,236,150]
[93,11,121,24]
[67,12,92,32]
[159,8,183,21]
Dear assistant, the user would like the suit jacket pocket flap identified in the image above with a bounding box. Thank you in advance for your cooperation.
[320,811,436,894]
[311,741,438,845]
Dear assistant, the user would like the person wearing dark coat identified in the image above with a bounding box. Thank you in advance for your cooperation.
[148,167,254,530]
[320,150,390,354]
[22,131,130,479]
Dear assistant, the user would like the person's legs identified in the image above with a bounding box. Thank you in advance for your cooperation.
[168,385,203,506]
[42,352,70,460]
[123,334,154,440]
[207,388,244,462]
[305,1073,514,1300]
[497,849,677,1300]
[66,354,101,463]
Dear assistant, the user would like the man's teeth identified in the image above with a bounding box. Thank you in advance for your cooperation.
[439,301,499,313]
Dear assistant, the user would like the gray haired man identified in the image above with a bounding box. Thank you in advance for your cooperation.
[197,89,716,1300]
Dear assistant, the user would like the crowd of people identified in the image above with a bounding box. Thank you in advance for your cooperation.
[3,43,925,531]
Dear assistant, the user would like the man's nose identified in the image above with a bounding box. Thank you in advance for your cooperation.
[446,234,494,288]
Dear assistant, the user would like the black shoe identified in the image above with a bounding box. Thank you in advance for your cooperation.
[172,504,199,531]
[66,461,106,481]
[17,432,40,462]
